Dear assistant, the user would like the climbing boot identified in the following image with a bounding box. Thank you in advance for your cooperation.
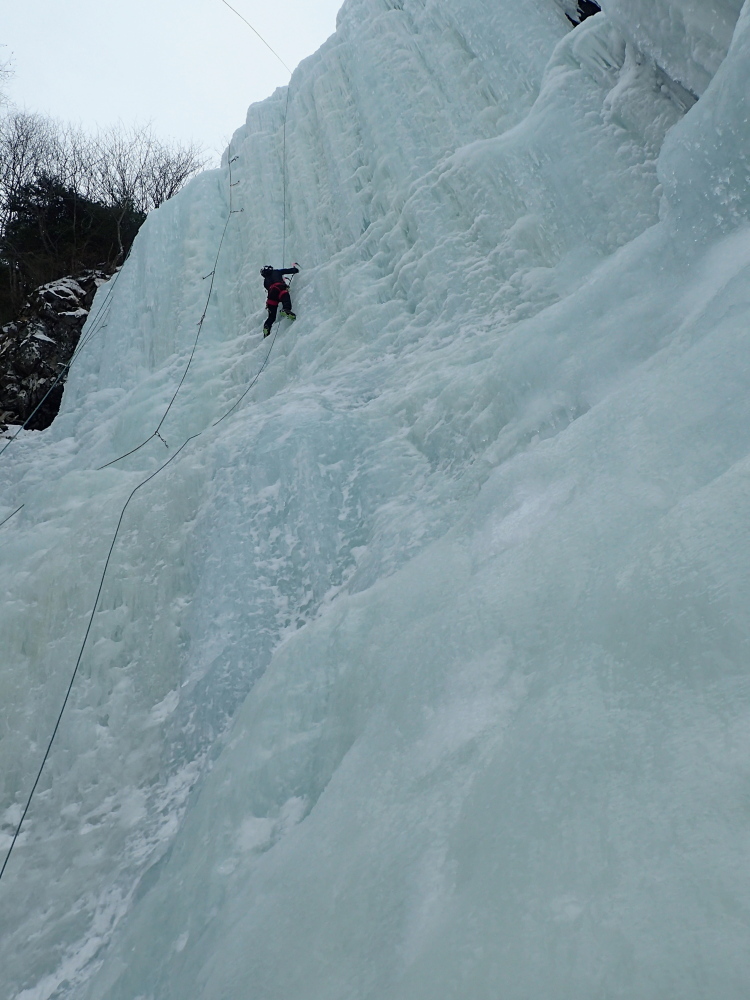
[283,310,296,321]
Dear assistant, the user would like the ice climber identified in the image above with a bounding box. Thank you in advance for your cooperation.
[261,263,299,336]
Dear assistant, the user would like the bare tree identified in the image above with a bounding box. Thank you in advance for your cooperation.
[89,123,205,212]
[141,133,207,208]
[79,123,205,257]
[0,112,206,220]
[0,51,11,106]
[0,112,52,227]
[0,111,207,318]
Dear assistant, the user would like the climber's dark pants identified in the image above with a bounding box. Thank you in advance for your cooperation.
[264,290,292,332]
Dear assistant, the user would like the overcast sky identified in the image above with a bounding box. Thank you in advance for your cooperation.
[3,0,344,161]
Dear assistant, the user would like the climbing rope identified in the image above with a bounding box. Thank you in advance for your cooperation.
[219,0,292,264]
[213,274,292,427]
[0,431,199,882]
[0,504,23,529]
[0,280,293,879]
[0,13,297,883]
[218,0,292,73]
[0,281,299,877]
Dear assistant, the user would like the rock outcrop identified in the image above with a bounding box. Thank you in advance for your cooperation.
[0,271,109,431]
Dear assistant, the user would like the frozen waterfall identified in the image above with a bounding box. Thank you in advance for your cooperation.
[2,0,750,997]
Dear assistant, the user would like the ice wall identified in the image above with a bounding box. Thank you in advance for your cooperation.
[2,0,750,998]
[600,0,744,96]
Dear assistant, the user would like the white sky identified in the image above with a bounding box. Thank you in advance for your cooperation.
[2,0,344,162]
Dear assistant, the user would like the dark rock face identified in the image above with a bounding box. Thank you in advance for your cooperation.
[556,0,601,25]
[575,0,601,21]
[0,272,109,431]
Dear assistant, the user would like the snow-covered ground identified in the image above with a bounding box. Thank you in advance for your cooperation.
[2,0,750,997]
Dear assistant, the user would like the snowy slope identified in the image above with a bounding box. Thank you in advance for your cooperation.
[2,0,750,997]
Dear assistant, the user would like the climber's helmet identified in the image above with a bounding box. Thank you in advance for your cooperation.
[260,265,273,276]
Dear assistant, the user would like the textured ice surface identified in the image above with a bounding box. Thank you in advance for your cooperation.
[2,0,750,997]
[601,0,745,95]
